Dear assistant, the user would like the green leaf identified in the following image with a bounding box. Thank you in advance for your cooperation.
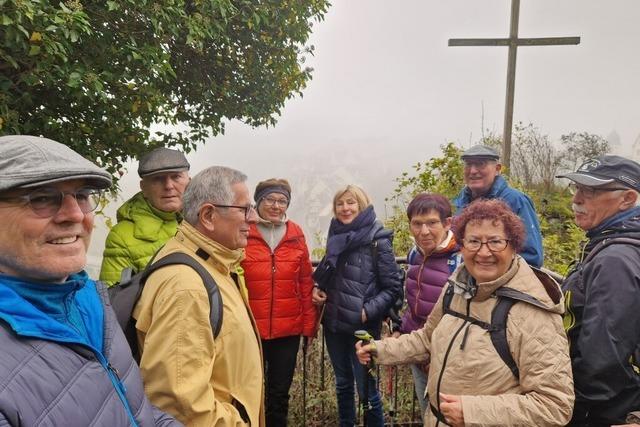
[1,15,13,25]
[28,45,41,56]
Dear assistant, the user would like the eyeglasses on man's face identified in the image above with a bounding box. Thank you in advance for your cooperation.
[262,197,289,208]
[462,238,510,252]
[0,187,103,218]
[567,182,628,199]
[211,203,257,220]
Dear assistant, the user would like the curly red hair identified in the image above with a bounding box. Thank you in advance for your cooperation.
[453,199,526,252]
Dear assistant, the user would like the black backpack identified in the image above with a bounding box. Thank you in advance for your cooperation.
[108,251,223,361]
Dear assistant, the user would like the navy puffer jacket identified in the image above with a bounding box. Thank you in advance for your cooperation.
[320,221,402,335]
[0,280,180,427]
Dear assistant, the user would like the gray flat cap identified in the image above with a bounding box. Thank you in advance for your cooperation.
[0,135,112,192]
[461,145,500,161]
[137,147,190,178]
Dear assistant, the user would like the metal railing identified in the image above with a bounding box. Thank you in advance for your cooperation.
[291,257,564,425]
[289,257,423,426]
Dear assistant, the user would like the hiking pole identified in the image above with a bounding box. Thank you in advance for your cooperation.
[385,319,397,426]
[302,336,308,427]
[355,330,375,427]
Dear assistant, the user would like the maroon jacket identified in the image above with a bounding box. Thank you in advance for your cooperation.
[400,235,460,333]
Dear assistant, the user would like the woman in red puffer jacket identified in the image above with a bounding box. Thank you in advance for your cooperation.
[242,178,317,427]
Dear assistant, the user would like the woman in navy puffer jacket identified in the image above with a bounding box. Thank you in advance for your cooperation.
[312,184,402,427]
[398,193,460,419]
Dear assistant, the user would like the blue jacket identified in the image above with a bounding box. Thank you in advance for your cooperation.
[562,209,640,426]
[453,175,544,267]
[319,221,403,335]
[0,273,181,427]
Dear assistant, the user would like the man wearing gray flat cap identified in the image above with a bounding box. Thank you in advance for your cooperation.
[558,155,640,427]
[100,147,191,285]
[453,144,544,267]
[0,135,181,426]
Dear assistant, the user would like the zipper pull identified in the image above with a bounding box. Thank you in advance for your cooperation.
[108,363,127,394]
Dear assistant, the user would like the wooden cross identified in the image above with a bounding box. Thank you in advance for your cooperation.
[449,0,580,172]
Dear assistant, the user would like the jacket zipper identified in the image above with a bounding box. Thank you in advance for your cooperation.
[413,258,427,319]
[95,350,139,427]
[434,299,471,427]
[269,251,276,338]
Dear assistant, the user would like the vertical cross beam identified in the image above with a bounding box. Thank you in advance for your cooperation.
[503,0,520,172]
[448,0,580,172]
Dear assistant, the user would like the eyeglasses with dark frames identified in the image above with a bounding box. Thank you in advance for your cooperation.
[462,238,510,252]
[567,182,629,199]
[0,187,104,218]
[211,203,257,220]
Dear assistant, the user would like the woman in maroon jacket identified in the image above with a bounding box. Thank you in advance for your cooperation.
[399,193,460,418]
[242,178,317,427]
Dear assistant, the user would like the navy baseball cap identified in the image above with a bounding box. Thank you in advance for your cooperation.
[556,155,640,191]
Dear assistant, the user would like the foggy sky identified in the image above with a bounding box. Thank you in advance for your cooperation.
[87,1,640,275]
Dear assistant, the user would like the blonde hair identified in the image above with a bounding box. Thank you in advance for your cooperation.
[332,184,371,217]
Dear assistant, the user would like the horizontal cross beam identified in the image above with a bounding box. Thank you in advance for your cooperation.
[448,36,580,47]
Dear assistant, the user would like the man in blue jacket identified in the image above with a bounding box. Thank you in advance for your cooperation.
[0,135,181,427]
[452,145,543,267]
[558,155,640,427]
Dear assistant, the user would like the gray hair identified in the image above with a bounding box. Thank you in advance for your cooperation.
[182,166,247,225]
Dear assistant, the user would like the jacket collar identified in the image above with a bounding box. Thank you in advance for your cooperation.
[450,256,564,313]
[463,175,507,201]
[450,254,518,301]
[0,272,104,349]
[176,222,244,275]
[117,192,181,240]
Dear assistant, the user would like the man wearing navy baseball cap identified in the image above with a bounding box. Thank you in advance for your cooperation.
[558,155,640,426]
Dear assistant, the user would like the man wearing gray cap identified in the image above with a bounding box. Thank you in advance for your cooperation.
[453,144,543,267]
[558,155,640,427]
[0,135,181,426]
[100,147,190,285]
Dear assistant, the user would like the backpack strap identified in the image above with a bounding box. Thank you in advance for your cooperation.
[141,251,223,339]
[442,284,519,378]
[583,236,640,264]
[490,297,519,379]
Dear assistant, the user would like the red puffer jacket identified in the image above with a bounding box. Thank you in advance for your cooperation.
[242,221,317,339]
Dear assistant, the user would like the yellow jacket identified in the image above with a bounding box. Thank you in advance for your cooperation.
[375,257,574,427]
[134,222,265,427]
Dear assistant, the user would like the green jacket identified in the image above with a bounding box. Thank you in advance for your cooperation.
[99,192,181,285]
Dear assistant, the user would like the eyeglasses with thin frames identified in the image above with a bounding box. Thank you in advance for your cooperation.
[211,203,257,220]
[0,187,104,218]
[567,182,628,199]
[409,219,442,231]
[462,238,510,252]
[262,197,289,208]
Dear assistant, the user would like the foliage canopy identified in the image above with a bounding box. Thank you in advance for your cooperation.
[0,0,329,175]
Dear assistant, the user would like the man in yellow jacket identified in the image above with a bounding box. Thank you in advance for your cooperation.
[133,165,265,427]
